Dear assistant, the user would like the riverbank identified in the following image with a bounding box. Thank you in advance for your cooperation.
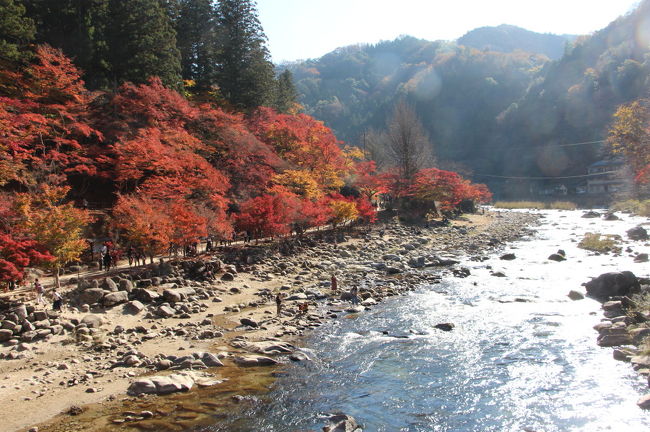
[0,210,539,432]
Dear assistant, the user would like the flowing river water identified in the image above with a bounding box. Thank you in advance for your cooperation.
[200,210,650,432]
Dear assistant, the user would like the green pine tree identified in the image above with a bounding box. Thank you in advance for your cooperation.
[274,69,298,113]
[175,0,218,90]
[107,0,182,89]
[0,0,35,63]
[215,0,275,111]
[25,0,111,89]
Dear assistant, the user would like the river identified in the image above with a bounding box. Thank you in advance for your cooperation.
[202,209,650,432]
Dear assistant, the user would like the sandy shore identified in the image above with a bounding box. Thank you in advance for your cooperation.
[0,210,538,432]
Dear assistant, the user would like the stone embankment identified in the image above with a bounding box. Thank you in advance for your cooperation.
[0,211,538,432]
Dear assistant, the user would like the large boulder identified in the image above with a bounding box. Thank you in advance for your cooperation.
[162,287,196,303]
[103,291,129,307]
[81,314,104,328]
[127,373,195,396]
[0,329,13,342]
[133,288,160,303]
[124,300,145,314]
[78,288,106,305]
[627,226,649,241]
[584,271,640,300]
[119,279,134,292]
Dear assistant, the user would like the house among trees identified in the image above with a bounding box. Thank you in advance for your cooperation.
[586,159,631,195]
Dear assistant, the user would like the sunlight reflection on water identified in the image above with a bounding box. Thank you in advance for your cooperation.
[210,210,650,432]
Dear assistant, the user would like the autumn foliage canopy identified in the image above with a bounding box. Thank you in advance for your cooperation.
[0,45,491,283]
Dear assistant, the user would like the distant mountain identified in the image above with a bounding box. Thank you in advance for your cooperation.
[286,0,650,198]
[458,25,576,60]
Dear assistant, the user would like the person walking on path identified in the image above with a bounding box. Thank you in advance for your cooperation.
[276,292,283,316]
[34,278,45,305]
[52,289,63,311]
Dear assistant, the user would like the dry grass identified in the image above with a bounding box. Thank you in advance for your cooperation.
[494,201,577,210]
[611,199,650,217]
[578,232,621,253]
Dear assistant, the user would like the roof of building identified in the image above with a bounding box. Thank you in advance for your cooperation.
[588,158,625,168]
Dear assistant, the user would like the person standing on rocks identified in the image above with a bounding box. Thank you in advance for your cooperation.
[331,274,338,292]
[276,292,283,316]
[350,285,359,305]
[52,288,63,311]
[34,278,45,305]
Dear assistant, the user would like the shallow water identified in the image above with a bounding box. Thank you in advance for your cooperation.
[203,210,650,432]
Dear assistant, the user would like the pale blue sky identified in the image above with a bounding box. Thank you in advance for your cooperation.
[257,0,641,63]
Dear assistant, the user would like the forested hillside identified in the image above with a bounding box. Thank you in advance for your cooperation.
[458,25,575,60]
[287,1,650,197]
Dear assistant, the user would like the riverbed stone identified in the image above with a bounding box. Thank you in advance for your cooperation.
[567,290,584,300]
[80,314,104,328]
[627,226,649,241]
[79,288,106,305]
[584,271,640,300]
[638,394,650,409]
[103,291,129,307]
[233,355,278,367]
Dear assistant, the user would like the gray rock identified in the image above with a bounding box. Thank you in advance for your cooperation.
[567,290,584,300]
[627,226,649,241]
[81,314,104,328]
[233,355,278,367]
[634,253,649,263]
[163,287,196,303]
[548,253,566,262]
[286,292,308,301]
[79,288,106,305]
[584,271,640,300]
[103,291,129,307]
[323,413,361,432]
[500,253,516,260]
[221,272,235,281]
[240,318,259,328]
[200,353,224,367]
[124,300,145,314]
[0,329,13,342]
[638,394,650,409]
[133,288,160,303]
[119,279,134,292]
[156,305,175,318]
[104,278,118,292]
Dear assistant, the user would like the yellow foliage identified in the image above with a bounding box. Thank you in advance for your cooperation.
[608,100,650,174]
[15,185,90,272]
[329,200,358,226]
[272,170,322,199]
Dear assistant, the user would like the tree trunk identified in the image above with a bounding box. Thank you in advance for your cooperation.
[55,267,61,289]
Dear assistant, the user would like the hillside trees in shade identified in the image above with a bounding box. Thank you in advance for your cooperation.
[24,0,111,89]
[0,0,35,63]
[173,0,219,90]
[274,69,298,113]
[106,0,182,88]
[215,0,275,110]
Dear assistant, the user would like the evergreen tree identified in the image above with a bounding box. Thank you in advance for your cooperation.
[175,0,218,90]
[215,0,275,111]
[274,69,298,113]
[107,0,182,89]
[0,0,35,63]
[24,0,110,89]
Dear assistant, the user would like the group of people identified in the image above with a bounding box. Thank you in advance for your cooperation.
[273,274,360,317]
[33,278,63,311]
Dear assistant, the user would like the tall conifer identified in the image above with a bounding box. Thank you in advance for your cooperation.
[215,0,275,110]
[0,0,35,63]
[175,0,218,90]
[107,0,182,89]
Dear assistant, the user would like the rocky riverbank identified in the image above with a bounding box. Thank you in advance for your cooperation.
[0,210,539,432]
